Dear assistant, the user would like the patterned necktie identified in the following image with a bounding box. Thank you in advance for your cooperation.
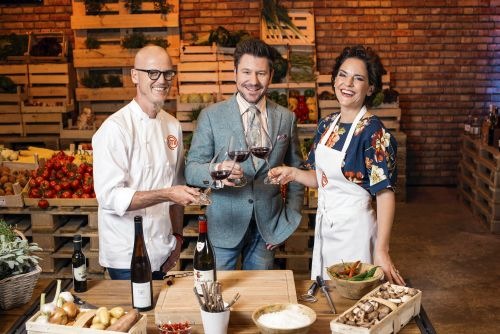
[246,105,262,167]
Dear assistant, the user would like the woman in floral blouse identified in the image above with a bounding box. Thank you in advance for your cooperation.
[269,45,404,285]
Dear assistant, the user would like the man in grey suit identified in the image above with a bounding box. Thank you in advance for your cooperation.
[185,38,304,270]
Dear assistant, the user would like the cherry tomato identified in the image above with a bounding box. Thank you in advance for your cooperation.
[38,199,49,209]
[61,190,73,199]
[29,187,41,198]
[70,179,80,190]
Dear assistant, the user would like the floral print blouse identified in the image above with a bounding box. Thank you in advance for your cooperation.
[304,112,397,196]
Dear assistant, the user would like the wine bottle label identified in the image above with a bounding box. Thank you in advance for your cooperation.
[196,241,206,252]
[132,282,152,308]
[73,264,87,281]
[193,269,215,294]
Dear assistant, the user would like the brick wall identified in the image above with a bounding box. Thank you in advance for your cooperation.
[1,0,498,185]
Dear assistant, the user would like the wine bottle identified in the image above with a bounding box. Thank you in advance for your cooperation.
[72,234,87,292]
[130,216,153,311]
[193,215,216,295]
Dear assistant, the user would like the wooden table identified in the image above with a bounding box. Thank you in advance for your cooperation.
[1,276,422,334]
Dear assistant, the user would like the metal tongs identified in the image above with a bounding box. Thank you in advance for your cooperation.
[316,275,336,314]
[299,281,319,303]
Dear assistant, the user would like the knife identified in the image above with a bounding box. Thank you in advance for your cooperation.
[316,275,336,314]
[72,293,98,309]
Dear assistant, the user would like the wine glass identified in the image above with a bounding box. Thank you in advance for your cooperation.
[227,134,250,187]
[247,126,279,185]
[209,145,235,187]
[196,146,236,205]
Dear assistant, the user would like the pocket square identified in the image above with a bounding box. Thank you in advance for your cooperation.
[277,134,288,141]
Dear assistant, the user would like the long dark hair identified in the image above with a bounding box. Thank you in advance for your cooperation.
[332,45,386,107]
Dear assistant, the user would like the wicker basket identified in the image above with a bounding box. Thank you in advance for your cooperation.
[0,264,41,310]
[0,229,42,310]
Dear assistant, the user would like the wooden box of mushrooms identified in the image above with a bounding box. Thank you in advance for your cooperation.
[330,282,422,334]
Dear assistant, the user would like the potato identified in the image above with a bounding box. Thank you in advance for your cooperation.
[90,323,106,330]
[96,307,110,326]
[110,306,125,319]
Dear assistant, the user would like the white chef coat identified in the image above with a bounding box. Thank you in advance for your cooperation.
[92,99,185,271]
[311,106,377,279]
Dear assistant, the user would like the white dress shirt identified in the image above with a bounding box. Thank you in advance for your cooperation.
[236,93,269,134]
[92,99,185,271]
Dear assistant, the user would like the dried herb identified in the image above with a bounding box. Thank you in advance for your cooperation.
[262,0,306,42]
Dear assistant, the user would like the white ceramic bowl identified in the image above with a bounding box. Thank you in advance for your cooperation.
[252,303,316,334]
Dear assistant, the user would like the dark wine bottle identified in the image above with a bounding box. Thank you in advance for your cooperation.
[193,215,216,295]
[130,216,153,311]
[72,234,87,292]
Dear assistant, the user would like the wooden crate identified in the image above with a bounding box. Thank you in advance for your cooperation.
[180,43,218,62]
[261,10,315,46]
[35,250,69,273]
[71,0,179,29]
[0,63,29,86]
[73,32,180,67]
[27,31,68,63]
[0,91,24,136]
[26,63,74,108]
[177,61,219,95]
[26,311,147,334]
[22,112,68,135]
[330,283,422,334]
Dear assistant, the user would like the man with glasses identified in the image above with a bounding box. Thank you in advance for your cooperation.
[92,45,200,280]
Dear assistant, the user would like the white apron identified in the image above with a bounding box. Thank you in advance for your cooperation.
[311,106,377,279]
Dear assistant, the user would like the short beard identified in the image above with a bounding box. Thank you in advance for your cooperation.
[152,101,163,112]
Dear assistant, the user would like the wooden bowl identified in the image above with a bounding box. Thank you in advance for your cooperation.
[326,262,384,300]
[252,303,316,334]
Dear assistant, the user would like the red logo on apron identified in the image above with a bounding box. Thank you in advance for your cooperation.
[167,135,178,150]
[321,171,328,187]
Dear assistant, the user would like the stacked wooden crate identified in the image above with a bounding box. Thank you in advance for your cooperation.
[0,64,28,136]
[0,205,103,278]
[70,0,180,136]
[22,62,75,136]
[176,43,232,131]
[458,134,500,233]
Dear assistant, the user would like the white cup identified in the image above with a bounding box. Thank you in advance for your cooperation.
[200,308,230,334]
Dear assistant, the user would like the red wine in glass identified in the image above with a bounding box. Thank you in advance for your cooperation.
[228,150,251,162]
[250,147,270,159]
[210,169,232,180]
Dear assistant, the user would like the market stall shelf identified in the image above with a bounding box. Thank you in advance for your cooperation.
[70,0,180,137]
[458,134,500,233]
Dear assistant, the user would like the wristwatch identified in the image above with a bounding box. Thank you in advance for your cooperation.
[173,233,184,246]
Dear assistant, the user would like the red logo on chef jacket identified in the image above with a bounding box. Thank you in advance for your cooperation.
[321,171,328,188]
[166,135,178,150]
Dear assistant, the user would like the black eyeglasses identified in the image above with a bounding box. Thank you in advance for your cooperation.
[134,69,176,81]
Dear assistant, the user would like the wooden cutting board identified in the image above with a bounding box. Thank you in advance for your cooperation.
[154,270,297,326]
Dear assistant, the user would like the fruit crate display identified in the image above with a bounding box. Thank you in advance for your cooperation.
[70,0,180,133]
[458,134,500,233]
